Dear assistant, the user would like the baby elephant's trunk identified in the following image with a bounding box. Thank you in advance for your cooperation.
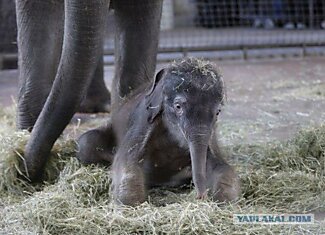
[188,126,211,199]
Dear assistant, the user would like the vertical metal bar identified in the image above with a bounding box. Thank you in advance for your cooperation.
[309,0,314,28]
[0,55,3,70]
[243,47,248,60]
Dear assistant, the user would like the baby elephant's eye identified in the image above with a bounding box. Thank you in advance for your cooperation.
[173,103,183,114]
[175,103,181,110]
[216,109,221,116]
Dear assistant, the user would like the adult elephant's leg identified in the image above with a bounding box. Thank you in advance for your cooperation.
[23,0,109,181]
[111,0,163,108]
[16,0,64,130]
[79,49,111,113]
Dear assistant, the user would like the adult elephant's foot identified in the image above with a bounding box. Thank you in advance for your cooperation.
[79,90,111,113]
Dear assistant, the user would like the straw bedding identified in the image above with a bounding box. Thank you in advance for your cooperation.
[0,106,323,234]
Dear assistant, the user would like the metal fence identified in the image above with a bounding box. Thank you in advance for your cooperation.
[1,0,325,68]
[159,0,325,50]
[105,0,325,63]
[103,0,325,62]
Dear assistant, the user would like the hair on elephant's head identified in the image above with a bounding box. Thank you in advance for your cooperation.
[145,57,226,198]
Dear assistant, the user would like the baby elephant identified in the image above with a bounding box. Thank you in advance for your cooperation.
[77,58,240,205]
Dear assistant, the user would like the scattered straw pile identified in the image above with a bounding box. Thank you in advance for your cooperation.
[0,106,324,234]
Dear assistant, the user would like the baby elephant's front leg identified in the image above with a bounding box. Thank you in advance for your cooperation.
[111,130,149,206]
[206,150,240,202]
[112,159,146,206]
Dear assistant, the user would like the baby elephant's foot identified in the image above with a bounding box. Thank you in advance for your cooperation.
[112,166,146,206]
[77,125,115,165]
[207,165,240,202]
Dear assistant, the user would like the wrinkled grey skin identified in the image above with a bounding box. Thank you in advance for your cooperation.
[77,59,240,206]
[16,0,163,181]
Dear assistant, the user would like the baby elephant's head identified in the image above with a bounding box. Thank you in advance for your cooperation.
[145,58,225,198]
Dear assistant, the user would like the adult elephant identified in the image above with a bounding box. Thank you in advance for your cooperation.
[16,0,163,181]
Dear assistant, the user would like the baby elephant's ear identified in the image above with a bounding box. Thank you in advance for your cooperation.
[145,69,166,123]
